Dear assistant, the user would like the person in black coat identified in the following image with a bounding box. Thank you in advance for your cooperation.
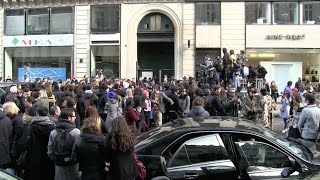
[3,102,24,167]
[20,106,55,180]
[105,117,138,180]
[133,88,145,134]
[72,111,106,180]
[211,85,225,116]
[0,109,12,169]
[167,86,182,123]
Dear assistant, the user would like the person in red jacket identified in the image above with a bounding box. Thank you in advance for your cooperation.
[124,97,142,134]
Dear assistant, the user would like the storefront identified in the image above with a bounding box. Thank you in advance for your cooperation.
[90,34,120,78]
[3,35,73,82]
[246,25,320,91]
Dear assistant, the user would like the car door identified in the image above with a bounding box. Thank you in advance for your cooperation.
[231,133,305,179]
[164,133,239,180]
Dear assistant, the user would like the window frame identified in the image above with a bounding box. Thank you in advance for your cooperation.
[4,9,26,36]
[50,6,74,34]
[167,133,229,168]
[300,1,320,25]
[272,1,299,25]
[245,2,272,25]
[195,2,221,25]
[26,8,50,35]
[234,141,293,172]
[90,4,121,34]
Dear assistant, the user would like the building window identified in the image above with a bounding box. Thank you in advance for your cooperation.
[273,2,299,24]
[5,9,25,36]
[6,47,72,82]
[302,2,320,24]
[51,7,74,34]
[27,8,49,34]
[196,2,221,25]
[246,2,271,24]
[91,46,120,78]
[91,5,120,33]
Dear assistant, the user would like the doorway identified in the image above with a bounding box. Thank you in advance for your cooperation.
[137,13,174,82]
[137,42,174,81]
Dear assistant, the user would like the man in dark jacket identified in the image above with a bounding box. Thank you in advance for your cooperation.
[167,86,181,123]
[0,109,12,169]
[211,85,225,116]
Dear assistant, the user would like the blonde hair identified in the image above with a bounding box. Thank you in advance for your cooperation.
[126,88,133,98]
[3,102,20,116]
[39,89,48,98]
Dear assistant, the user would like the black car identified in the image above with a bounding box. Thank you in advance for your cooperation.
[135,117,320,180]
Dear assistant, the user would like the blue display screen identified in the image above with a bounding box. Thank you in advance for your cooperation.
[18,67,67,82]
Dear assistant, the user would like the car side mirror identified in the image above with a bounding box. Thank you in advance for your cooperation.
[281,167,295,177]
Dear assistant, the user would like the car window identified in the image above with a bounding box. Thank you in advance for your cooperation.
[169,134,229,167]
[235,141,292,172]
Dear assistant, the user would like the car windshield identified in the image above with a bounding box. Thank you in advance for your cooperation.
[262,128,318,164]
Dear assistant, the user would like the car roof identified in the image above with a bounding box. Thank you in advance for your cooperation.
[166,116,265,134]
[136,117,267,149]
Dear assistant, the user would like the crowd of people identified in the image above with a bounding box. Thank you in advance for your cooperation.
[197,48,268,90]
[0,72,320,179]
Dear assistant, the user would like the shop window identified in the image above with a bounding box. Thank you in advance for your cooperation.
[196,2,221,25]
[91,5,120,33]
[91,46,120,78]
[5,9,25,36]
[246,2,271,24]
[6,47,72,82]
[302,2,320,24]
[27,8,49,34]
[51,7,74,34]
[273,2,299,24]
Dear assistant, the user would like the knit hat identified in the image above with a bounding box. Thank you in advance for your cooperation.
[107,92,116,99]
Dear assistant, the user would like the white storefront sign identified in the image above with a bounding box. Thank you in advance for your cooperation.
[246,25,320,48]
[3,34,74,47]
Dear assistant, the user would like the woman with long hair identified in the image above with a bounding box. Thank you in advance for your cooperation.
[72,106,106,180]
[84,106,108,135]
[105,117,138,180]
[179,87,190,117]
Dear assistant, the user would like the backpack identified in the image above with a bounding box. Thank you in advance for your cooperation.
[53,128,76,166]
[133,153,147,180]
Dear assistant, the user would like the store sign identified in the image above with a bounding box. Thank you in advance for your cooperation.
[3,35,73,47]
[265,34,305,40]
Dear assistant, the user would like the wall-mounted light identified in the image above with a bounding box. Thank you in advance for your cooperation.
[79,59,83,63]
[188,40,190,48]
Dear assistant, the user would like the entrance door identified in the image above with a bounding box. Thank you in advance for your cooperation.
[138,42,174,80]
[137,13,174,82]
